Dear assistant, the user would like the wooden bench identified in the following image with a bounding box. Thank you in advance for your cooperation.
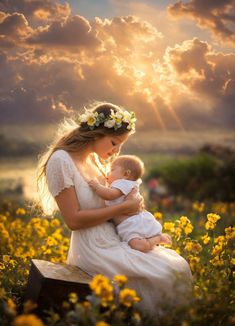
[24,259,93,310]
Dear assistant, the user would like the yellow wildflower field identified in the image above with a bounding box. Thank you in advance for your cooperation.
[0,199,234,325]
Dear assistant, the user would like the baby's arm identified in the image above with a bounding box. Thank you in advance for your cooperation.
[88,180,123,200]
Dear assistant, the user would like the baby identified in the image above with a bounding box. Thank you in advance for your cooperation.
[89,155,171,252]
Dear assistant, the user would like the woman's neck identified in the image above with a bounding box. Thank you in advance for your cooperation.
[72,147,93,163]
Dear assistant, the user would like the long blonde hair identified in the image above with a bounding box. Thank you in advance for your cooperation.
[36,101,131,216]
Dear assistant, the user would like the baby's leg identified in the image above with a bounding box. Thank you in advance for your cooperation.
[129,235,161,253]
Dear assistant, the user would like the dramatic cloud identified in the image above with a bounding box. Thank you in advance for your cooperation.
[168,0,235,46]
[0,0,234,130]
[0,11,32,48]
[163,38,235,126]
[164,38,235,97]
[27,15,101,50]
[0,0,70,22]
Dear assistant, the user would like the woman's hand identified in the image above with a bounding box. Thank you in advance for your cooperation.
[123,187,144,216]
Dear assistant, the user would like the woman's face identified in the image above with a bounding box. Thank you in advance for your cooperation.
[92,133,129,160]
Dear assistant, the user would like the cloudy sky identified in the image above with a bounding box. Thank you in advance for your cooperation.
[0,0,235,130]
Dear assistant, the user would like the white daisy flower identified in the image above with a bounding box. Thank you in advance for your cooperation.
[104,119,116,128]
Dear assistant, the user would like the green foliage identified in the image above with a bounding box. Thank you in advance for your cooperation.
[147,152,235,201]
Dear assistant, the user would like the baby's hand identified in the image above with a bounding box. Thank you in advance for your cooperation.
[159,233,172,246]
[88,180,100,190]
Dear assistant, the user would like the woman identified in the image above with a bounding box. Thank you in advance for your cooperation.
[37,102,192,315]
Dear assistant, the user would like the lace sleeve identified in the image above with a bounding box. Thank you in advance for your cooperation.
[46,151,75,197]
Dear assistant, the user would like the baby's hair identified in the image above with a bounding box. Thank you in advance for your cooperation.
[112,155,145,180]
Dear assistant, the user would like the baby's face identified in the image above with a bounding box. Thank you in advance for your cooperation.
[107,163,126,184]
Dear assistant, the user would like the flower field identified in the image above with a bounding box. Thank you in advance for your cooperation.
[0,199,234,326]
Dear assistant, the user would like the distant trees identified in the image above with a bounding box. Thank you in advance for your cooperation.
[0,134,41,157]
[147,145,235,202]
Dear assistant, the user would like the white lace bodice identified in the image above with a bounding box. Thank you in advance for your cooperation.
[46,149,104,210]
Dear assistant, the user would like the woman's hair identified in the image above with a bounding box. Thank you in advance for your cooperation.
[36,101,132,216]
[112,155,145,180]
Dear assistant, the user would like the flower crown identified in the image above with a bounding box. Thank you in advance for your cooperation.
[77,109,136,133]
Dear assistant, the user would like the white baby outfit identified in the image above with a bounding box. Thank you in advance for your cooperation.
[105,179,163,242]
[45,150,192,315]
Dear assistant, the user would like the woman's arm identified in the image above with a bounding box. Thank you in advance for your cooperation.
[55,186,141,230]
[88,180,123,200]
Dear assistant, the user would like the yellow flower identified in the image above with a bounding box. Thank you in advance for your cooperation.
[185,241,202,253]
[34,225,46,237]
[96,322,110,326]
[179,216,190,226]
[188,255,200,272]
[0,215,7,222]
[16,208,26,215]
[90,275,114,305]
[212,244,223,256]
[184,223,194,235]
[205,220,215,230]
[207,213,221,223]
[50,219,61,227]
[231,258,235,265]
[89,274,110,291]
[225,226,235,240]
[3,255,10,263]
[52,231,63,241]
[113,275,128,287]
[210,256,224,267]
[184,241,193,251]
[214,235,226,245]
[96,283,114,304]
[174,227,182,238]
[68,292,78,304]
[9,259,17,268]
[46,236,58,247]
[0,262,5,270]
[192,202,205,213]
[154,212,163,220]
[200,267,205,276]
[163,222,175,232]
[41,219,49,227]
[13,314,44,326]
[201,233,210,244]
[119,288,141,307]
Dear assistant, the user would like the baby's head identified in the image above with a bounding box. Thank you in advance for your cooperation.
[107,155,145,184]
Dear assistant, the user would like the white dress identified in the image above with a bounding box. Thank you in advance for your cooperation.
[106,179,163,242]
[46,149,192,315]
